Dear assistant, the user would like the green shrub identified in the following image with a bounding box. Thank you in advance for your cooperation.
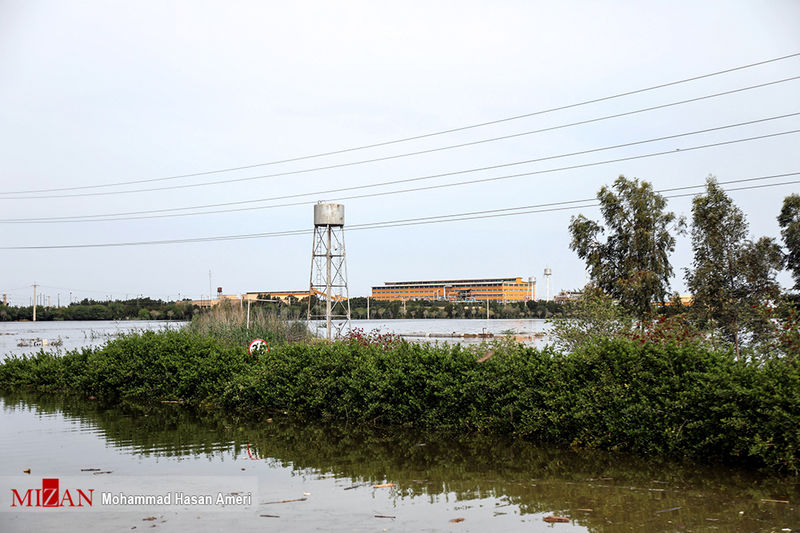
[1,331,799,473]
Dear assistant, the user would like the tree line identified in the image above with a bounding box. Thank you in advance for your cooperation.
[568,175,799,359]
[0,298,197,321]
[256,295,566,321]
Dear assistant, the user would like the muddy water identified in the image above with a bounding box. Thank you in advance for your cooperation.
[1,392,798,532]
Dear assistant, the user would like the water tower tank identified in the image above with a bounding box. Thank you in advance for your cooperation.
[544,268,552,276]
[528,276,536,284]
[314,203,345,227]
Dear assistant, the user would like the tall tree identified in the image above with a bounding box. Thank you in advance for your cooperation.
[569,176,683,322]
[685,177,783,358]
[779,194,800,290]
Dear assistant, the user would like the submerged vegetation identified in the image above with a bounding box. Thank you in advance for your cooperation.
[1,318,798,475]
[5,390,799,533]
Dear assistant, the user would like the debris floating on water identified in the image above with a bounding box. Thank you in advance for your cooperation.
[263,498,307,504]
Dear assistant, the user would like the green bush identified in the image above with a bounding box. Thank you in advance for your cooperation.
[1,331,799,473]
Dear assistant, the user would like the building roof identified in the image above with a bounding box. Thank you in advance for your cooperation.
[376,277,525,289]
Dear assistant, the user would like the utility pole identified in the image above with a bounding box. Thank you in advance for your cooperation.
[32,283,38,322]
[366,296,370,320]
[486,297,490,320]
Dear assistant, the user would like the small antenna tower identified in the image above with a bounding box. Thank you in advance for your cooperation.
[308,202,351,339]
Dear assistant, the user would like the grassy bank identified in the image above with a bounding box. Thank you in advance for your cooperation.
[0,328,798,474]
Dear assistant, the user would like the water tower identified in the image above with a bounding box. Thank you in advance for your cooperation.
[308,202,351,339]
[527,276,536,301]
[544,267,552,301]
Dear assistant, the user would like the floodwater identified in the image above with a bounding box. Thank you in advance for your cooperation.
[0,320,186,360]
[0,319,550,361]
[1,392,798,532]
[323,318,551,345]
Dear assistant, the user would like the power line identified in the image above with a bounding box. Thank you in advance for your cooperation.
[37,284,176,298]
[2,175,797,250]
[348,178,800,231]
[2,52,798,197]
[2,115,798,222]
[5,107,798,201]
[4,131,799,224]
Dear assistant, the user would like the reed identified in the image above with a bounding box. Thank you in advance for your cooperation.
[187,301,312,346]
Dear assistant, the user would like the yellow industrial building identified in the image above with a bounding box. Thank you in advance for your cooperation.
[371,277,535,302]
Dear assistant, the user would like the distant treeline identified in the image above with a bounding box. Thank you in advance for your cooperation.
[260,295,566,320]
[0,295,565,322]
[0,298,196,321]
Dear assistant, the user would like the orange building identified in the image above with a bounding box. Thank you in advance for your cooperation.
[371,277,534,302]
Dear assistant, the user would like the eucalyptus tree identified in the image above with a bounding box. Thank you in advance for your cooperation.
[779,194,800,290]
[685,177,783,358]
[569,176,683,323]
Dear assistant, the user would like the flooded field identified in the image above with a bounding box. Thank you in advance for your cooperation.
[0,319,550,361]
[1,392,798,532]
[305,318,550,345]
[0,320,185,360]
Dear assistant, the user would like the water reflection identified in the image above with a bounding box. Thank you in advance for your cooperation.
[2,391,798,532]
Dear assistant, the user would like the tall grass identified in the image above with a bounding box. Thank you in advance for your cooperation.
[187,302,312,347]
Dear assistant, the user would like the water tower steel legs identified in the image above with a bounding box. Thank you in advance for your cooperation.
[308,221,351,340]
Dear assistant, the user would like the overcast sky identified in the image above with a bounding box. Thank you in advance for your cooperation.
[1,0,799,305]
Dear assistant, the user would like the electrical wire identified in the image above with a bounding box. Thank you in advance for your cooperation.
[3,131,799,224]
[1,52,798,197]
[2,176,797,250]
[1,111,798,217]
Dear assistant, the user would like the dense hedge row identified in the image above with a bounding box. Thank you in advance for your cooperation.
[1,330,798,473]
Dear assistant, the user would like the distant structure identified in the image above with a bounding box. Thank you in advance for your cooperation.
[192,290,317,308]
[553,289,582,303]
[544,268,552,301]
[192,294,239,308]
[662,294,694,306]
[372,277,535,302]
[528,276,536,301]
[243,290,315,303]
[308,203,351,340]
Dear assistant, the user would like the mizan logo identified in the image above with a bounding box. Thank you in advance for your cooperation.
[11,478,94,508]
